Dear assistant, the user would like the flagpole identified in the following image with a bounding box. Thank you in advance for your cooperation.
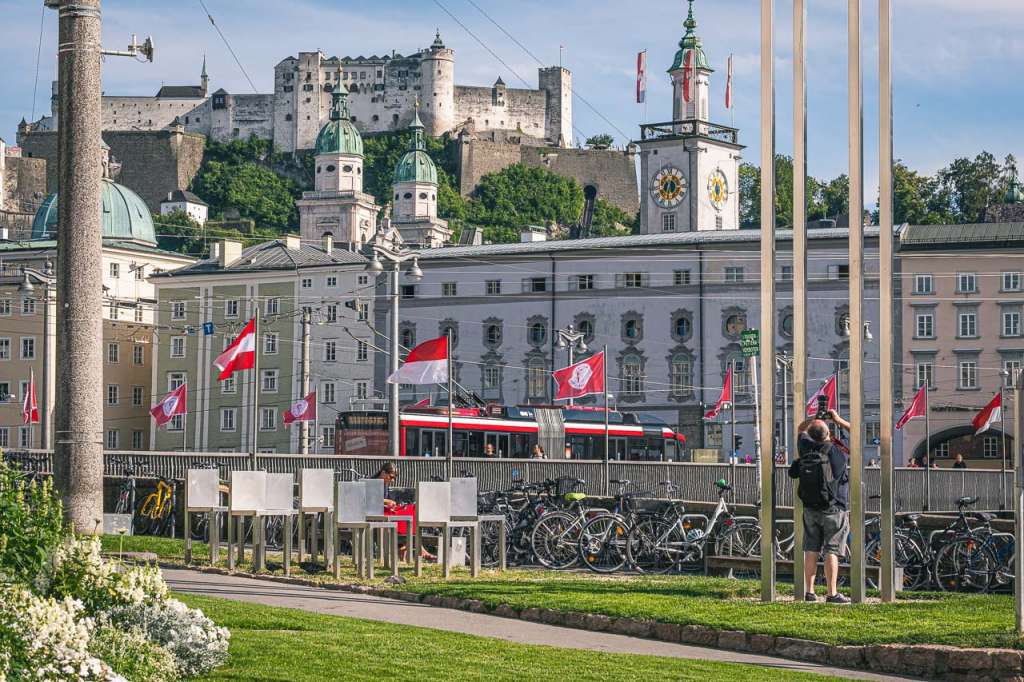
[1002,385,1008,510]
[313,380,320,455]
[182,393,187,453]
[250,312,260,470]
[603,345,609,496]
[730,360,737,463]
[924,385,931,511]
[446,330,453,479]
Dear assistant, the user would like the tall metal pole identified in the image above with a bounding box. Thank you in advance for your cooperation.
[925,388,931,510]
[791,0,808,597]
[603,345,610,496]
[389,266,400,457]
[250,309,260,470]
[730,360,737,462]
[1013,367,1023,635]
[300,309,311,456]
[446,328,453,479]
[781,357,789,459]
[759,0,777,602]
[877,0,897,602]
[567,343,575,407]
[53,0,104,533]
[847,0,867,603]
[1002,383,1009,509]
[42,278,56,450]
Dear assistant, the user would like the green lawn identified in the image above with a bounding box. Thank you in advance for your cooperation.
[179,593,842,682]
[106,535,1021,650]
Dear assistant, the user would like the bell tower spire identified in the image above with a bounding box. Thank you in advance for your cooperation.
[668,0,712,121]
[200,55,209,96]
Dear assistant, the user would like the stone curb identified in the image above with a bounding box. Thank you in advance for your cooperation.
[165,562,1022,681]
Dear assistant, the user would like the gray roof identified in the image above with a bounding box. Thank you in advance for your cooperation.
[153,239,366,277]
[900,222,1024,250]
[161,189,208,207]
[415,226,882,260]
[155,85,206,98]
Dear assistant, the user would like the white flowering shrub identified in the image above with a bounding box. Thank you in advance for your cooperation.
[106,598,230,678]
[0,584,125,681]
[89,625,177,682]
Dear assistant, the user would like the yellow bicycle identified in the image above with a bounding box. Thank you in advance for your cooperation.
[135,474,177,536]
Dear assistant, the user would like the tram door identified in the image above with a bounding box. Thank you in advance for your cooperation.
[485,432,511,458]
[609,437,628,461]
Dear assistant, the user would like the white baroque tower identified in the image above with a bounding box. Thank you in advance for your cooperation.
[297,87,380,249]
[391,109,451,248]
[636,0,743,234]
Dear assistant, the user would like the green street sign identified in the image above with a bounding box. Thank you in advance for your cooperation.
[740,329,760,357]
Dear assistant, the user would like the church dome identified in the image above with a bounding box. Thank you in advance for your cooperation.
[31,178,157,245]
[393,111,437,185]
[315,88,363,157]
[669,1,712,72]
[1006,167,1024,204]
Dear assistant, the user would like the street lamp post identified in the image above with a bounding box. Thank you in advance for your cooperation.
[555,325,588,406]
[776,353,792,460]
[1001,370,1010,509]
[366,248,423,458]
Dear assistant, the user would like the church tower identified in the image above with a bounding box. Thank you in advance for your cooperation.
[200,56,209,97]
[636,0,743,234]
[297,87,380,249]
[390,109,451,248]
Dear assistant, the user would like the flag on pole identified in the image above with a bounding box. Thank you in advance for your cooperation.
[805,375,838,417]
[973,392,1002,435]
[704,366,733,419]
[283,390,317,425]
[213,318,256,380]
[150,382,187,426]
[21,369,38,425]
[682,50,693,104]
[895,384,927,431]
[725,53,734,109]
[636,51,647,104]
[553,352,605,401]
[387,336,449,385]
[411,397,431,408]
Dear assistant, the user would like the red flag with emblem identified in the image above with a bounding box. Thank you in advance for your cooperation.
[150,382,187,426]
[704,366,733,419]
[553,352,605,401]
[284,390,317,425]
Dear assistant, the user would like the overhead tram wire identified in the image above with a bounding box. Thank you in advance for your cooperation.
[30,3,46,123]
[197,0,258,94]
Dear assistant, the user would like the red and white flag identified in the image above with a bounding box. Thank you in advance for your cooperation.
[704,366,733,419]
[388,336,448,385]
[973,393,1002,435]
[636,51,647,104]
[213,318,256,380]
[896,384,927,431]
[682,50,694,103]
[411,397,431,408]
[150,383,187,426]
[725,53,734,109]
[805,375,838,417]
[283,390,317,425]
[21,369,38,425]
[553,352,605,401]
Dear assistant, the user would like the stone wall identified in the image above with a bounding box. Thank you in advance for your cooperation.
[3,156,47,214]
[18,129,206,213]
[454,86,549,143]
[457,137,639,215]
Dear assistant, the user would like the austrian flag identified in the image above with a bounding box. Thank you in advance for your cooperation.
[387,336,449,385]
[213,318,256,380]
[553,352,605,401]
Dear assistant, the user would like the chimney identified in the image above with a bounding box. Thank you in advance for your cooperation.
[323,233,333,254]
[284,234,301,251]
[520,225,547,243]
[220,239,242,268]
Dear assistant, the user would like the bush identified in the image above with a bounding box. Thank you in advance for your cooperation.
[89,626,177,682]
[107,598,230,678]
[0,461,63,586]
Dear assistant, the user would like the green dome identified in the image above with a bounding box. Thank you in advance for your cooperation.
[31,178,157,245]
[393,111,437,185]
[669,1,713,73]
[315,88,363,157]
[1006,167,1024,204]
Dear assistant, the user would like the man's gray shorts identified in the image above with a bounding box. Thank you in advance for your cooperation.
[802,507,849,556]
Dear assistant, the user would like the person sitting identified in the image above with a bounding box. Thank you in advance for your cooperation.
[374,464,433,561]
[532,444,546,459]
[952,454,967,469]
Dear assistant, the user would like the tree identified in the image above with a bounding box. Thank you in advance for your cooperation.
[591,199,638,236]
[738,163,760,228]
[585,134,615,150]
[467,164,584,231]
[935,151,1009,223]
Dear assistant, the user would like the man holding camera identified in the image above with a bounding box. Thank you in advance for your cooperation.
[788,406,852,604]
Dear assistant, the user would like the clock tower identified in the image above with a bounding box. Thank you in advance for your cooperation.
[636,0,744,234]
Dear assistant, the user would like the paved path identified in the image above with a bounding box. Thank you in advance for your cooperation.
[164,568,909,680]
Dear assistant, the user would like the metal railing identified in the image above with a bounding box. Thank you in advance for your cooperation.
[1,449,1012,513]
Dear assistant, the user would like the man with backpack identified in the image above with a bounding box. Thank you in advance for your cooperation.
[788,410,851,604]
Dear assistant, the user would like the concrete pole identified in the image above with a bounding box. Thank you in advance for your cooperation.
[847,0,867,603]
[877,0,897,602]
[791,0,808,598]
[300,308,310,455]
[250,306,260,470]
[53,0,104,534]
[759,0,777,602]
[389,266,400,457]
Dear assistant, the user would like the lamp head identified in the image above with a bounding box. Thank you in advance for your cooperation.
[366,254,384,274]
[405,257,423,282]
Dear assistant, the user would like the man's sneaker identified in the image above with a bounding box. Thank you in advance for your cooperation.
[825,593,851,604]
[803,592,817,602]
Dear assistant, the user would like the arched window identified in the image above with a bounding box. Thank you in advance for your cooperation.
[527,359,547,400]
[623,318,641,341]
[485,323,502,347]
[529,322,547,346]
[400,327,415,349]
[674,316,690,339]
[670,355,693,397]
[577,318,594,342]
[621,355,643,398]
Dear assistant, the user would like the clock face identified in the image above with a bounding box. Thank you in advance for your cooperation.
[708,169,729,210]
[651,167,687,208]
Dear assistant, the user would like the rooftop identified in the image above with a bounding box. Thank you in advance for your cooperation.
[900,222,1024,250]
[154,238,366,277]
[162,189,208,207]
[0,238,191,260]
[154,85,206,98]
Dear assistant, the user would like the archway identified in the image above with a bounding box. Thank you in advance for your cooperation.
[910,424,1012,467]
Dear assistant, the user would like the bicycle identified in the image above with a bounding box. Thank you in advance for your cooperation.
[135,473,177,537]
[1,451,49,484]
[577,479,658,573]
[529,477,606,570]
[933,496,1000,593]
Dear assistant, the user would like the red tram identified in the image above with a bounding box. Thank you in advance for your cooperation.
[335,404,685,461]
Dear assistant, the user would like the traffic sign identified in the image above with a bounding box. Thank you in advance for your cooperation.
[741,329,760,357]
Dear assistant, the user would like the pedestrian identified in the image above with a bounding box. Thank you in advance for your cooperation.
[952,454,967,469]
[564,444,573,459]
[532,444,546,459]
[788,409,852,605]
[907,457,919,468]
[483,443,496,458]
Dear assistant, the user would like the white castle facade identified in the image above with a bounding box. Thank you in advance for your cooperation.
[28,33,572,153]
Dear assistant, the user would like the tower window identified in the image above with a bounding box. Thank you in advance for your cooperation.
[419,192,428,200]
[342,165,353,172]
[403,192,413,199]
[662,213,676,232]
[326,165,336,172]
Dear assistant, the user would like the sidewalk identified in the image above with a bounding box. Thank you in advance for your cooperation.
[163,567,910,681]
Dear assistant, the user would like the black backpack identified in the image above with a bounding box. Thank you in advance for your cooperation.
[797,445,839,511]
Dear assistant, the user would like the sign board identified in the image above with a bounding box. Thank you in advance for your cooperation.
[740,329,760,358]
[690,448,721,463]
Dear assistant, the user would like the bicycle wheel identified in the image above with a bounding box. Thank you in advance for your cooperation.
[934,537,996,593]
[113,490,131,516]
[866,533,929,591]
[713,522,761,577]
[133,494,158,535]
[153,498,175,537]
[532,511,587,570]
[626,515,684,574]
[578,514,629,573]
[191,513,209,541]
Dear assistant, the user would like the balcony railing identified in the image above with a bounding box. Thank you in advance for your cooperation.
[639,120,739,145]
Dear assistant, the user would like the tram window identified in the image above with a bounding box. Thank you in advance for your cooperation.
[453,432,471,458]
[511,434,531,458]
[406,429,419,457]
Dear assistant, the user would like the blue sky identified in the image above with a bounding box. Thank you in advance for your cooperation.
[2,0,1022,202]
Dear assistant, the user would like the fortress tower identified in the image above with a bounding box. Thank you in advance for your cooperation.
[419,31,456,138]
